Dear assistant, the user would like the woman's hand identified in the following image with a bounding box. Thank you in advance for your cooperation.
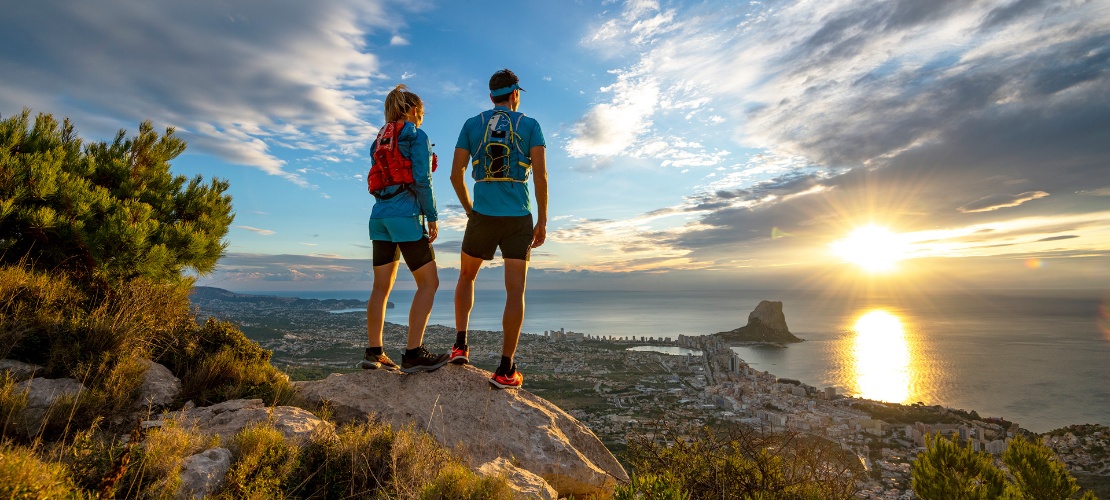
[427,221,438,243]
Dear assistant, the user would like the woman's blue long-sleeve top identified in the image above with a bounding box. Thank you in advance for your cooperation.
[369,121,438,222]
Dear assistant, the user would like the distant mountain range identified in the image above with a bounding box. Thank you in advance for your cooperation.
[190,286,391,309]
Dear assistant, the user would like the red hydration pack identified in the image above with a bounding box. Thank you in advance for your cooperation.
[368,121,414,198]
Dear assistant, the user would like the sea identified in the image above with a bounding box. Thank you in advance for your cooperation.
[255,288,1110,433]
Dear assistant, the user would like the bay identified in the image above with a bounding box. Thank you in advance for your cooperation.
[256,287,1110,433]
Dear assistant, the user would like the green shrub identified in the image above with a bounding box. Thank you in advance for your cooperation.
[913,433,1098,500]
[114,419,218,499]
[624,423,857,499]
[293,420,510,500]
[418,462,514,500]
[0,441,84,499]
[613,473,689,500]
[179,344,294,407]
[221,424,300,499]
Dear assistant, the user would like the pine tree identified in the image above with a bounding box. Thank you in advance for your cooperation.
[911,433,1006,500]
[0,109,233,285]
[912,433,1098,500]
[1001,436,1082,500]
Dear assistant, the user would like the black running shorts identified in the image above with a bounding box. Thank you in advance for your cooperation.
[372,238,435,271]
[461,211,533,261]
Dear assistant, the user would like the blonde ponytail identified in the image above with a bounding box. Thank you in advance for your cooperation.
[384,84,423,122]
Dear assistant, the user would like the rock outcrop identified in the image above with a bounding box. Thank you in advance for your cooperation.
[0,359,42,381]
[135,359,181,410]
[293,365,629,498]
[176,447,233,500]
[715,300,802,343]
[163,399,333,443]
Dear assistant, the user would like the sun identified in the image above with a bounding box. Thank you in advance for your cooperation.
[830,225,910,273]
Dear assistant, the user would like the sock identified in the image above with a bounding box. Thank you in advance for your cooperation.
[366,346,383,357]
[405,347,422,358]
[497,355,513,375]
[455,331,467,349]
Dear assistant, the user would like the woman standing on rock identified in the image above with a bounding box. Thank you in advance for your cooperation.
[361,84,449,373]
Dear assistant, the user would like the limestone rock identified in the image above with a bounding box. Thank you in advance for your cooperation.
[17,377,85,423]
[175,447,232,500]
[0,359,42,381]
[716,300,802,343]
[294,365,628,498]
[135,359,181,410]
[477,457,558,500]
[749,300,789,332]
[175,399,333,443]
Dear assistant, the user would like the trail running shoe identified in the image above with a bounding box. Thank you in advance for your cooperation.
[359,349,399,370]
[489,365,523,389]
[449,344,470,365]
[401,346,450,373]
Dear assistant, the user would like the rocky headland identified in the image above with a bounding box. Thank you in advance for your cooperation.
[711,300,803,344]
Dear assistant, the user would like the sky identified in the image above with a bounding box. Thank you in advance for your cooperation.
[2,0,1109,293]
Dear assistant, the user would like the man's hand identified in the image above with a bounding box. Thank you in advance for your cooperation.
[531,221,546,248]
[427,221,439,243]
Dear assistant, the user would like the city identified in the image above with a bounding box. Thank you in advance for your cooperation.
[191,288,1110,499]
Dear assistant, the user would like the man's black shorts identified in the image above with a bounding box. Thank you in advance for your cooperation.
[372,238,435,271]
[461,211,533,261]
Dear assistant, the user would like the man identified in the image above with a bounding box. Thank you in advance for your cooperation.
[449,68,548,389]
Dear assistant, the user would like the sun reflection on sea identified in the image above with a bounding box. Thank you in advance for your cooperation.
[850,309,915,404]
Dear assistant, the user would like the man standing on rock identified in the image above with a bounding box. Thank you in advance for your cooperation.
[449,68,548,389]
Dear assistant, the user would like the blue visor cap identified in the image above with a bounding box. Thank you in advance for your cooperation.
[490,83,525,97]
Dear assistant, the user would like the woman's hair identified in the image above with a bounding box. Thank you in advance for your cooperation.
[384,84,422,122]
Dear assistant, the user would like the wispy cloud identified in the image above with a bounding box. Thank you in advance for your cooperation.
[236,226,276,236]
[0,0,401,184]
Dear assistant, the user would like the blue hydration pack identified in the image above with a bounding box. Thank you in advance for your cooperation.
[472,110,530,183]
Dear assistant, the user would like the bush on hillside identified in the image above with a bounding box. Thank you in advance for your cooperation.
[912,433,1098,500]
[623,422,858,499]
[0,109,233,287]
[0,440,83,499]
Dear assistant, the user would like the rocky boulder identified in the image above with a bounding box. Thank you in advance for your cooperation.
[135,359,181,410]
[716,300,802,343]
[175,447,233,500]
[163,399,333,443]
[293,365,629,498]
[15,377,85,435]
[0,359,42,381]
[477,457,558,500]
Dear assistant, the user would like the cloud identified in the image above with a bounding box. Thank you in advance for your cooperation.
[390,35,409,46]
[236,226,276,235]
[959,192,1051,213]
[559,0,1110,273]
[0,0,399,183]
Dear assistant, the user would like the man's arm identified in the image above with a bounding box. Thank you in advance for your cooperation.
[530,145,548,248]
[450,147,473,215]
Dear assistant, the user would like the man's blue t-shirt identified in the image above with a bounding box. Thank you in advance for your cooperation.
[455,106,545,217]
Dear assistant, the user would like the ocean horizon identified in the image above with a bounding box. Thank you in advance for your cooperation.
[244,287,1109,433]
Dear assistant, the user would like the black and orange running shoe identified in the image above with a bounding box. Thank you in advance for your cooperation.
[448,344,470,365]
[489,364,523,389]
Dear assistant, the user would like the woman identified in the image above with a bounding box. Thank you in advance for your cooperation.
[361,84,449,373]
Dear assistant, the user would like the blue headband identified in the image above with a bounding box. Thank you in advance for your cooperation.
[490,83,524,97]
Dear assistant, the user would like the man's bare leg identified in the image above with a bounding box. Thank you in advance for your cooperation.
[454,252,485,333]
[501,258,528,359]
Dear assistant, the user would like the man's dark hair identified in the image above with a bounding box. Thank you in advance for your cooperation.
[489,68,519,104]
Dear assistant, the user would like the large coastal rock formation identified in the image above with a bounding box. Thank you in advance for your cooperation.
[715,300,802,343]
[294,364,629,498]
